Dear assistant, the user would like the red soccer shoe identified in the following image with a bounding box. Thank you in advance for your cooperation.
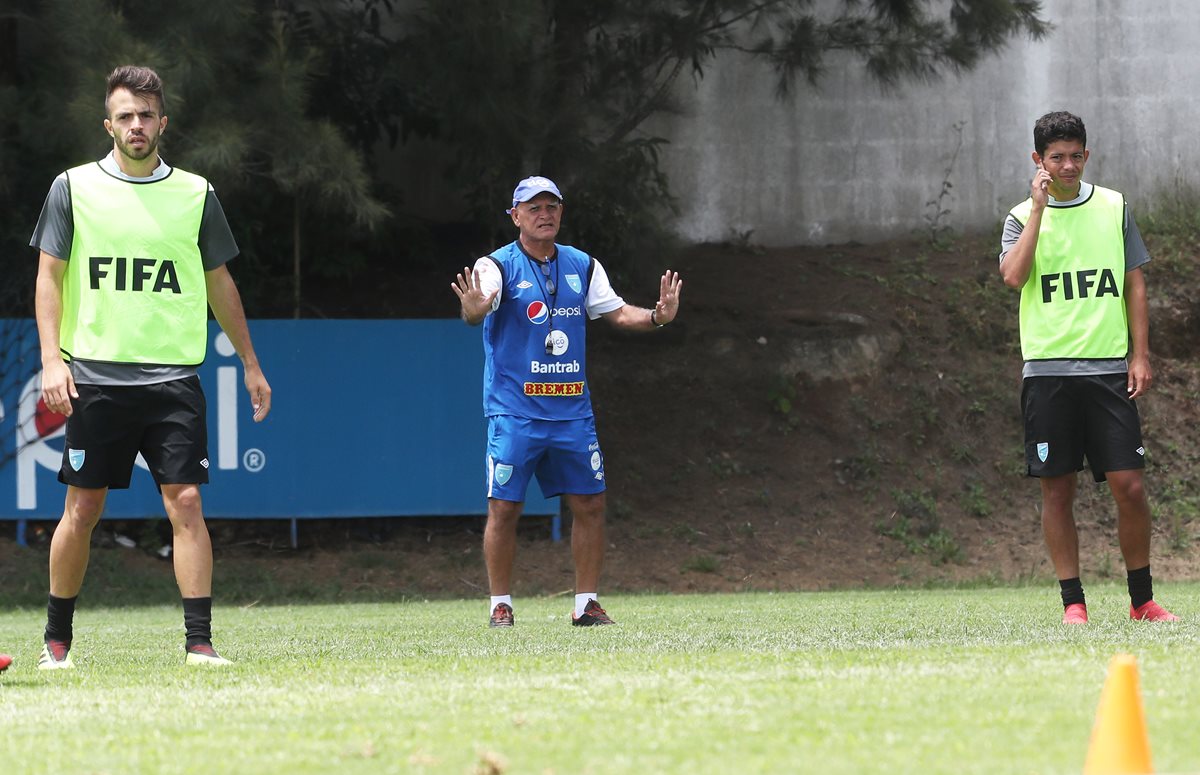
[1130,600,1180,622]
[1062,603,1088,624]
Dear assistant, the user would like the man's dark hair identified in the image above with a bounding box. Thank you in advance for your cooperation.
[105,65,166,116]
[1033,111,1085,156]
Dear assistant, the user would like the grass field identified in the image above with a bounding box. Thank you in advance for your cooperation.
[1,583,1197,774]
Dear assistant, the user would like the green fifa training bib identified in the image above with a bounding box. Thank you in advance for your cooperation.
[61,162,209,366]
[1011,185,1129,361]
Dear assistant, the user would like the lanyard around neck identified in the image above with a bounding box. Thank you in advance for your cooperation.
[527,255,558,316]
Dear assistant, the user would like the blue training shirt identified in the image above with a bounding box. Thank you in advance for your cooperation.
[482,241,595,420]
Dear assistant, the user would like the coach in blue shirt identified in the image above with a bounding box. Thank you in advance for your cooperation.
[452,176,682,628]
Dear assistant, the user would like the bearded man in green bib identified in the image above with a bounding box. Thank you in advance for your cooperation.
[31,66,272,668]
[999,111,1177,625]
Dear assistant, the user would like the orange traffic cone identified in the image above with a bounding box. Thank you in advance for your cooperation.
[1083,654,1153,774]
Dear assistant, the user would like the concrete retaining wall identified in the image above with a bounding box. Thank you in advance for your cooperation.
[648,1,1200,246]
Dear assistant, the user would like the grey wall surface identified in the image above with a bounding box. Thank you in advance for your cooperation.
[647,1,1200,247]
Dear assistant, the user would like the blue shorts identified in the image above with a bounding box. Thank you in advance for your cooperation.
[486,415,606,501]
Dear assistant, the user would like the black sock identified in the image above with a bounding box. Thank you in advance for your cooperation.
[45,594,77,644]
[1059,577,1085,608]
[1127,565,1153,610]
[182,597,213,649]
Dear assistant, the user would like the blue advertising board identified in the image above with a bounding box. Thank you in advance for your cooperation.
[0,319,558,526]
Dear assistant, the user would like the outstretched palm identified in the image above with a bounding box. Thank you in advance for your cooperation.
[654,270,683,324]
[451,267,498,323]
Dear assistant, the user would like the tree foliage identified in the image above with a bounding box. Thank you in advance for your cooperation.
[0,0,1049,317]
[392,0,1049,275]
[0,0,391,316]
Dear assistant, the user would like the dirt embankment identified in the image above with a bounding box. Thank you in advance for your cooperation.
[6,234,1199,604]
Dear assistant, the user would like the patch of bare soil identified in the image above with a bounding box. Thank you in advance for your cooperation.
[494,234,1200,597]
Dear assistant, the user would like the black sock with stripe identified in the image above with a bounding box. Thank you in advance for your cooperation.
[1058,577,1085,608]
[1127,565,1153,610]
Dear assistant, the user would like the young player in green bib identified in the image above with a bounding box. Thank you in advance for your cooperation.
[999,111,1177,624]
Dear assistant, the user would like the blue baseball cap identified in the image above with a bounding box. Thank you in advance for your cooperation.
[508,176,563,213]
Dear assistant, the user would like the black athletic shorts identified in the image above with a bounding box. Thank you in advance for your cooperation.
[59,376,210,489]
[1021,373,1145,483]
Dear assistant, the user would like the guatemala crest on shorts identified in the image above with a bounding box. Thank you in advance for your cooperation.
[494,464,513,486]
[1036,442,1049,463]
[68,448,86,471]
[565,273,582,294]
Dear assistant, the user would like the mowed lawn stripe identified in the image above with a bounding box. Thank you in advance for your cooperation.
[1,584,1196,774]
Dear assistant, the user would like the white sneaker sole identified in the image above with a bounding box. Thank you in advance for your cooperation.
[185,652,233,667]
[37,647,74,671]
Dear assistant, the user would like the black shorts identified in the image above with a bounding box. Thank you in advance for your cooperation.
[1021,373,1145,483]
[59,376,210,490]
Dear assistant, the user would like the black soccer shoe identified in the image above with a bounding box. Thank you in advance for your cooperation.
[571,599,615,626]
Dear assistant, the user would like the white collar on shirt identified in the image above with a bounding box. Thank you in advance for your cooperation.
[1048,181,1093,207]
[99,150,172,182]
